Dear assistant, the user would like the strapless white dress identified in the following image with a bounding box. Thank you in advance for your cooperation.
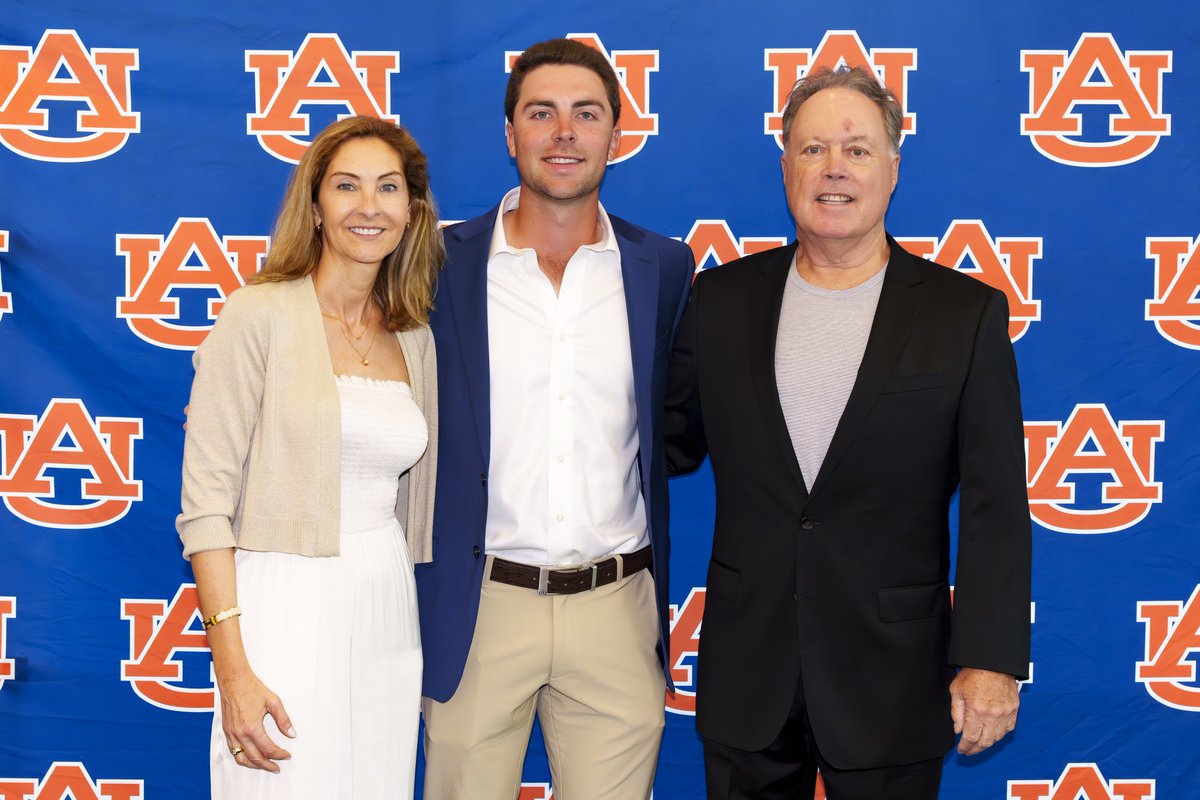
[211,375,427,799]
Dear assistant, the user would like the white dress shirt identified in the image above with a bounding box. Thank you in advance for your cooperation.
[484,187,648,566]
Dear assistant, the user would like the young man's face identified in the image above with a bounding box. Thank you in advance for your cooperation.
[506,64,621,204]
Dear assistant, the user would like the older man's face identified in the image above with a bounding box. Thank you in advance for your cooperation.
[781,88,899,246]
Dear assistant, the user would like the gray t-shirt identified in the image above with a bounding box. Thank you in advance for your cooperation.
[774,263,886,491]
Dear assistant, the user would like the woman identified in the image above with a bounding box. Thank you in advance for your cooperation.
[177,115,443,798]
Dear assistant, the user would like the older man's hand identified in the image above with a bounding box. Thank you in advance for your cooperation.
[950,667,1019,755]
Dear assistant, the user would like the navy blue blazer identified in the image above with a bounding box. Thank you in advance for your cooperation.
[415,205,695,702]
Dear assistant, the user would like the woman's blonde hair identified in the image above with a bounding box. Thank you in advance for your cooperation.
[252,116,444,330]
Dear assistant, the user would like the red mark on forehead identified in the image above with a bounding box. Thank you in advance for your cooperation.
[842,119,855,132]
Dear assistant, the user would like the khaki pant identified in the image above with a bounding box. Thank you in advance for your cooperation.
[422,561,666,800]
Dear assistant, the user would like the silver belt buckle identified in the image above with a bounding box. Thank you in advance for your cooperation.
[537,565,550,596]
[587,562,598,591]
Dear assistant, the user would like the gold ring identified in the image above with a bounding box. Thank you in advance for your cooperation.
[230,747,244,757]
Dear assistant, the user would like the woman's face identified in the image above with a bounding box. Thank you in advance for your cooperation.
[312,137,410,271]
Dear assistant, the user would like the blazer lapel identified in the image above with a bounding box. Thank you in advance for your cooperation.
[614,218,659,503]
[748,244,808,494]
[441,212,496,465]
[807,240,924,500]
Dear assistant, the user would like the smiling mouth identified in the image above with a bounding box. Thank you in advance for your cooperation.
[545,156,583,165]
[817,194,853,204]
[349,227,384,235]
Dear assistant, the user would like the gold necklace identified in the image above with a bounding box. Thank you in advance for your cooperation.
[319,302,379,366]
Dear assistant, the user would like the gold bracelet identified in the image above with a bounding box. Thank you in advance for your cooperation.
[202,606,242,630]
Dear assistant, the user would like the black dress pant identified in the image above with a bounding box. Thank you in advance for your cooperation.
[703,670,943,800]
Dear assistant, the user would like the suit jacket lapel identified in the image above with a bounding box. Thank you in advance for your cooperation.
[749,244,809,494]
[442,211,495,465]
[807,239,924,499]
[614,217,659,505]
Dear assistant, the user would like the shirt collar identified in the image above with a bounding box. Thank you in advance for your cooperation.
[487,186,619,262]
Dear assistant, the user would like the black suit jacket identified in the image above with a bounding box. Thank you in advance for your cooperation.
[664,237,1031,770]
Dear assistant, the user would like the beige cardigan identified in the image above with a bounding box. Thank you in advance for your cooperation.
[176,275,437,563]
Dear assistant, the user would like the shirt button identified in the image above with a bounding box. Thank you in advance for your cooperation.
[559,333,566,341]
[558,393,566,401]
[557,455,565,463]
[556,514,565,522]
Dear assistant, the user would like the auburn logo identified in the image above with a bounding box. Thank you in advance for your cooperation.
[1144,235,1200,349]
[0,229,10,319]
[506,33,658,164]
[121,583,214,712]
[1008,763,1154,800]
[246,33,399,164]
[116,218,267,350]
[666,587,705,716]
[1137,584,1200,711]
[0,596,13,690]
[1025,404,1163,534]
[897,220,1042,342]
[0,399,141,528]
[1021,33,1171,167]
[684,220,788,275]
[765,30,916,150]
[518,784,553,800]
[0,29,139,162]
[0,762,143,800]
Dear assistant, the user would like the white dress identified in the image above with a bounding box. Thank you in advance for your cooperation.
[210,375,427,799]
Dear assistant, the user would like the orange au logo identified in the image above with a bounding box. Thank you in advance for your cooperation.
[0,762,143,800]
[121,583,214,712]
[0,596,13,689]
[0,29,138,162]
[0,399,142,528]
[666,587,705,715]
[1007,763,1154,800]
[1144,235,1200,349]
[518,784,553,800]
[897,220,1042,342]
[1021,33,1171,167]
[1025,404,1163,534]
[1137,584,1200,711]
[116,218,267,350]
[765,31,916,151]
[506,33,658,164]
[246,33,399,164]
[0,229,10,319]
[684,220,788,275]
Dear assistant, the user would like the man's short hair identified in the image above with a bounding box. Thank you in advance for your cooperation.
[780,65,903,153]
[504,38,622,125]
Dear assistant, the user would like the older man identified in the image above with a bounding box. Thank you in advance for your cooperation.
[665,66,1031,799]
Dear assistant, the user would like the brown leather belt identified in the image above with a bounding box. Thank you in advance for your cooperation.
[488,545,652,596]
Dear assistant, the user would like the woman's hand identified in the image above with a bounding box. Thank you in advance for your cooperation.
[219,669,296,772]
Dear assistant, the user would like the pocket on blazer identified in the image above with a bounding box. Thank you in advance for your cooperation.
[706,558,741,603]
[881,372,945,394]
[877,581,949,623]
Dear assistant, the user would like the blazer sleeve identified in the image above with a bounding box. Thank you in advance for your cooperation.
[949,289,1032,679]
[176,288,270,558]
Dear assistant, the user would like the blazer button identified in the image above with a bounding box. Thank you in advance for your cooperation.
[473,546,481,558]
[480,473,487,486]
[800,517,814,530]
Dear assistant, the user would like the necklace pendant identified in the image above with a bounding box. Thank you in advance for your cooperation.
[361,357,369,366]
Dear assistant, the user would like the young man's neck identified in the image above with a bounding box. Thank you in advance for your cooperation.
[504,187,603,256]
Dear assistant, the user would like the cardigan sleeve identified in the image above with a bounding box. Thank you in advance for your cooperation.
[176,286,271,558]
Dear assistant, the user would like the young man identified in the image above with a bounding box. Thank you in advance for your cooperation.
[415,38,695,800]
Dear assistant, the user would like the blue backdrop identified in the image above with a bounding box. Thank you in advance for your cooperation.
[2,2,1198,798]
